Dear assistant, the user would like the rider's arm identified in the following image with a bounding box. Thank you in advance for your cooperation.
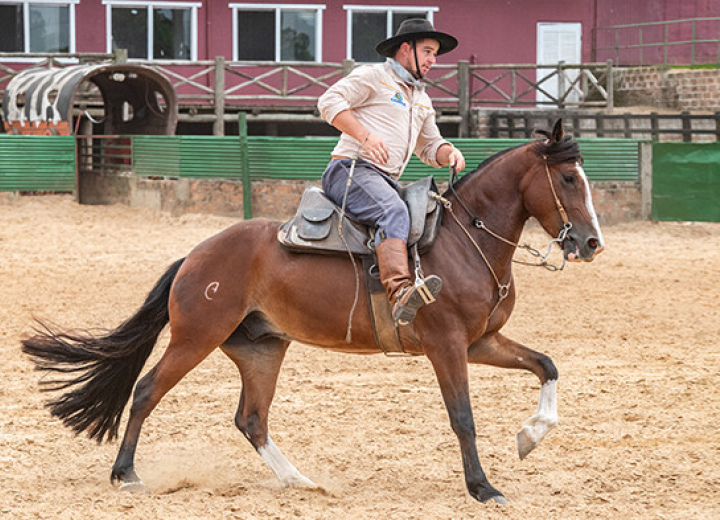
[414,109,466,172]
[328,110,389,164]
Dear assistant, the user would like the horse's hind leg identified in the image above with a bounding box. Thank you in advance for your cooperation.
[221,333,316,488]
[468,332,558,460]
[111,336,219,491]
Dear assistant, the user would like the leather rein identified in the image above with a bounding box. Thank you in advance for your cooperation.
[432,160,573,316]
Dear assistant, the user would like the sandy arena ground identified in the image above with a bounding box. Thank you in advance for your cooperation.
[0,195,718,519]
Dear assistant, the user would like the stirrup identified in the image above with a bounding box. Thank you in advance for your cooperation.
[393,275,443,326]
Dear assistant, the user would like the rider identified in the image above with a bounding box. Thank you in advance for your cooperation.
[318,18,466,325]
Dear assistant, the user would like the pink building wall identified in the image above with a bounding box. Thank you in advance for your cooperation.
[66,0,597,64]
[6,0,720,65]
[594,0,720,65]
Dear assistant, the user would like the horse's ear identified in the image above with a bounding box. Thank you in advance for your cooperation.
[551,119,564,142]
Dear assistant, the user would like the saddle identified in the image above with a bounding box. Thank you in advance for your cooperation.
[277,176,442,256]
[277,176,443,356]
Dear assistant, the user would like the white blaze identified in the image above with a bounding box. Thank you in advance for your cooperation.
[576,163,605,248]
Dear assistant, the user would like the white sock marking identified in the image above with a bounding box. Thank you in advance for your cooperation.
[521,379,558,445]
[258,437,316,488]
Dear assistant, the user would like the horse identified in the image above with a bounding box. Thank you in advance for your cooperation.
[21,119,604,505]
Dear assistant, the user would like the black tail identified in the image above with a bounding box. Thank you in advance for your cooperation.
[21,258,185,443]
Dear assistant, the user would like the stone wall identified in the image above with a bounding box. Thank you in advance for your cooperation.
[79,171,318,220]
[77,171,640,225]
[615,67,674,108]
[616,66,720,111]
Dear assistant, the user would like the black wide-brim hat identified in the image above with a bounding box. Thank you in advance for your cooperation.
[375,18,458,58]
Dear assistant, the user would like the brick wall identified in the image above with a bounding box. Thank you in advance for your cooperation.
[615,67,673,108]
[616,66,720,111]
[589,181,642,223]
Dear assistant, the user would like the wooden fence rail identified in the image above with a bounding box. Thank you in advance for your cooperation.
[488,110,720,142]
[1,52,614,136]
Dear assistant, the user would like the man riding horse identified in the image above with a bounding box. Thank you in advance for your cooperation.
[318,18,466,326]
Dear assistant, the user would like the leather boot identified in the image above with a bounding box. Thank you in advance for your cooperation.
[376,238,442,326]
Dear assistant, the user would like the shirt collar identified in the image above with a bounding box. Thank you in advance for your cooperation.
[387,58,425,90]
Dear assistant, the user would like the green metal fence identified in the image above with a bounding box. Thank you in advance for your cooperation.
[0,135,75,192]
[652,142,720,222]
[2,134,640,195]
[131,136,640,182]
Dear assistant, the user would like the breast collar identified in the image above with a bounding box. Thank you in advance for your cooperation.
[387,58,426,90]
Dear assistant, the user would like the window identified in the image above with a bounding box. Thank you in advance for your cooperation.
[104,1,198,60]
[231,4,325,62]
[0,0,76,54]
[344,5,438,62]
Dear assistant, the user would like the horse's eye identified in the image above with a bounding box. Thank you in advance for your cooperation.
[563,174,576,184]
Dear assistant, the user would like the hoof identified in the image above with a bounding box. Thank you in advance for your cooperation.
[473,485,507,505]
[284,473,319,489]
[112,469,147,494]
[117,479,148,494]
[487,494,509,505]
[516,427,537,460]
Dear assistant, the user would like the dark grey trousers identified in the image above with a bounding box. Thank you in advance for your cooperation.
[321,158,410,247]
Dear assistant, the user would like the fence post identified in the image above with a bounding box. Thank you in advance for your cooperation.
[457,60,470,137]
[214,56,226,136]
[651,112,659,140]
[342,58,355,76]
[113,48,128,64]
[238,112,252,220]
[557,61,565,109]
[682,111,692,142]
[606,59,614,110]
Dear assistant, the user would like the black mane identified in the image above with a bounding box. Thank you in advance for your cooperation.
[532,129,583,166]
[444,130,582,196]
[443,144,523,196]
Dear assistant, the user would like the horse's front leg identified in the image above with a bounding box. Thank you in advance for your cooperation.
[425,342,507,504]
[468,332,558,460]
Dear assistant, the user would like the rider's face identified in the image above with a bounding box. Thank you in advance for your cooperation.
[397,39,439,78]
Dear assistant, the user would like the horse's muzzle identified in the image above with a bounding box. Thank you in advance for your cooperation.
[563,232,604,262]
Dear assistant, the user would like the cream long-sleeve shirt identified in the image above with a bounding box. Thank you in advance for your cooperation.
[317,60,449,180]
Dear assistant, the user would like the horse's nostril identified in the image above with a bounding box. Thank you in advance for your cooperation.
[588,238,598,250]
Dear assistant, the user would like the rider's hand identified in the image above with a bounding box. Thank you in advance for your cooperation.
[362,133,389,165]
[448,147,466,173]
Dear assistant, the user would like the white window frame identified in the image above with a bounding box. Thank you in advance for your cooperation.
[0,0,78,62]
[103,0,200,61]
[230,3,326,62]
[343,4,438,61]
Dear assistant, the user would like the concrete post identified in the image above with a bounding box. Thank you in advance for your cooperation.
[640,141,653,220]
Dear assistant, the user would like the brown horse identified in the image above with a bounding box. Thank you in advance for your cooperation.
[22,119,604,505]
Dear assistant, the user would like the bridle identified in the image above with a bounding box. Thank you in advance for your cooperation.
[433,158,574,316]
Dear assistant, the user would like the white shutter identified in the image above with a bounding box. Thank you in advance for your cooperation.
[537,23,582,106]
